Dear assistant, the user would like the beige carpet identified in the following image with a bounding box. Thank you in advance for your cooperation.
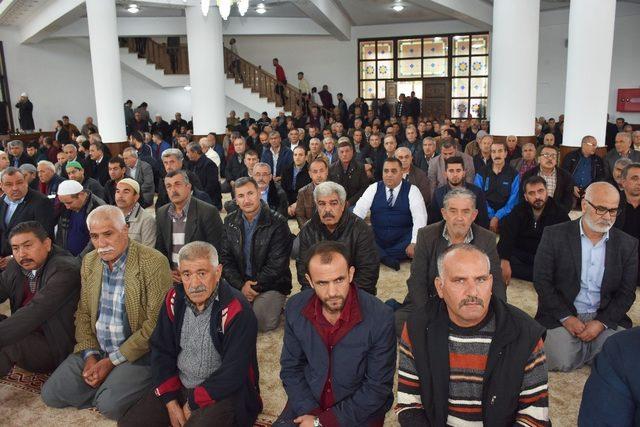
[1,215,639,426]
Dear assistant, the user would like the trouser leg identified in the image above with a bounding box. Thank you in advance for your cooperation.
[188,395,236,427]
[252,291,286,332]
[41,353,97,410]
[545,326,586,372]
[93,359,152,420]
[118,388,171,427]
[509,251,534,282]
[0,330,57,377]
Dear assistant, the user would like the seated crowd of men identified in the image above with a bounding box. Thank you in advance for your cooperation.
[0,109,639,426]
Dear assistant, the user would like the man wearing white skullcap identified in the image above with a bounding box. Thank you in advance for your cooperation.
[15,93,34,132]
[115,178,156,247]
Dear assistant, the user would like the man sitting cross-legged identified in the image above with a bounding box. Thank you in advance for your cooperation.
[396,244,549,426]
[41,205,173,420]
[0,221,80,377]
[219,177,292,332]
[275,241,395,427]
[119,242,262,427]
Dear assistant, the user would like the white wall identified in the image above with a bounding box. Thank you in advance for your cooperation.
[536,2,640,122]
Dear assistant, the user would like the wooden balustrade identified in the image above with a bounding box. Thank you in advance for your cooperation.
[120,38,333,115]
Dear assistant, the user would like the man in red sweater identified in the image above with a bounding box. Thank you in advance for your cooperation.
[273,58,287,106]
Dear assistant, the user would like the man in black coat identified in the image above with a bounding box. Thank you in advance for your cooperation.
[185,141,222,209]
[281,146,311,214]
[15,93,34,132]
[394,187,505,335]
[522,145,575,214]
[219,177,292,332]
[87,141,110,186]
[155,171,223,283]
[296,181,379,295]
[560,135,606,199]
[534,182,638,372]
[7,140,36,168]
[223,136,249,193]
[0,221,80,376]
[499,176,570,283]
[0,168,54,264]
[156,149,210,209]
[328,140,369,208]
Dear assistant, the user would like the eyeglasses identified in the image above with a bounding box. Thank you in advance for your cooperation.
[586,199,619,216]
[539,153,557,159]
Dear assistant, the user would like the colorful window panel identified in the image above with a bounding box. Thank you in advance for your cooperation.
[359,42,376,60]
[452,78,469,98]
[377,60,393,79]
[451,99,469,119]
[377,81,387,100]
[398,39,421,58]
[361,81,376,99]
[453,35,470,56]
[471,35,489,55]
[470,56,488,76]
[453,57,470,76]
[470,77,488,97]
[423,37,448,57]
[376,40,393,59]
[422,58,447,77]
[469,99,487,118]
[360,61,376,80]
[398,59,421,78]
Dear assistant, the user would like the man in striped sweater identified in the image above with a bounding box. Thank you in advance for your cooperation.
[396,243,550,426]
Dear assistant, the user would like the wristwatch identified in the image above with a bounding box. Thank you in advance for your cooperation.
[313,417,322,427]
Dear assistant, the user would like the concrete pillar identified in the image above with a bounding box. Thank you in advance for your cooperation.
[185,5,226,135]
[86,0,127,144]
[563,0,617,147]
[489,0,541,140]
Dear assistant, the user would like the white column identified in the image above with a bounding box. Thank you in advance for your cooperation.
[185,5,226,135]
[563,0,616,147]
[86,0,126,143]
[489,0,540,136]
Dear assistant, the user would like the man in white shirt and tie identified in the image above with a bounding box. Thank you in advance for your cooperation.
[353,158,427,270]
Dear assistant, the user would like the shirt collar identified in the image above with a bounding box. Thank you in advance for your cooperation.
[242,207,262,226]
[101,246,129,271]
[442,224,474,245]
[387,181,403,192]
[4,195,25,206]
[168,197,191,220]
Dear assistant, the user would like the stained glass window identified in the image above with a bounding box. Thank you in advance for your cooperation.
[423,37,448,57]
[398,39,421,58]
[451,99,469,119]
[361,81,376,99]
[470,77,488,97]
[377,81,387,100]
[377,61,393,79]
[470,56,488,76]
[452,78,469,98]
[453,57,470,76]
[397,81,423,98]
[469,98,487,118]
[360,61,376,80]
[453,35,470,56]
[422,58,447,77]
[377,41,394,59]
[398,59,421,78]
[359,42,376,60]
[471,35,489,55]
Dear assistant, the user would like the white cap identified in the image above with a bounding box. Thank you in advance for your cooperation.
[57,179,84,196]
[155,112,162,117]
[20,92,28,97]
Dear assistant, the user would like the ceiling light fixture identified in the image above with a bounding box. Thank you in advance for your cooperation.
[238,0,249,15]
[127,3,140,13]
[201,0,211,16]
[256,2,266,14]
[392,2,404,12]
[209,0,251,19]
[184,85,192,91]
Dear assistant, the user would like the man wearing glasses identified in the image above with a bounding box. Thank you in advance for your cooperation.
[560,135,606,201]
[533,181,638,372]
[522,145,575,214]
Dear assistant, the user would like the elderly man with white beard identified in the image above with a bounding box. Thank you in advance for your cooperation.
[533,181,638,372]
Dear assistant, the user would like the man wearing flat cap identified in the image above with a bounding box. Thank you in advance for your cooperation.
[55,180,105,257]
[66,160,106,201]
[115,178,156,247]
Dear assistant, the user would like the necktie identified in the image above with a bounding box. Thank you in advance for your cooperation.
[23,269,38,293]
[387,187,394,207]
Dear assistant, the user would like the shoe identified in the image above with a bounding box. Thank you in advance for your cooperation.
[381,256,400,271]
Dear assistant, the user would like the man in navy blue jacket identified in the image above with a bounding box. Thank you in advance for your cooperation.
[119,241,261,427]
[276,241,396,427]
[261,131,293,182]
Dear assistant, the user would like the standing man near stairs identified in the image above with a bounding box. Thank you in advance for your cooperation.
[273,58,287,106]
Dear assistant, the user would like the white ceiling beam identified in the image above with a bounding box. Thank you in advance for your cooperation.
[412,0,492,29]
[294,0,351,41]
[19,0,85,43]
[47,16,330,38]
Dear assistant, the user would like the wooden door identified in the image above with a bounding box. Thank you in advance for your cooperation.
[422,78,451,120]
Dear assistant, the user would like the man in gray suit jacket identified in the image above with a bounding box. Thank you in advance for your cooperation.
[427,141,475,194]
[534,181,638,372]
[155,170,223,283]
[394,187,505,334]
[123,147,155,208]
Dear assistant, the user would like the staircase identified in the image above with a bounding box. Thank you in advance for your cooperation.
[121,38,332,117]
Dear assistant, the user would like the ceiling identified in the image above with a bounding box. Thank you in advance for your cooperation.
[481,0,640,11]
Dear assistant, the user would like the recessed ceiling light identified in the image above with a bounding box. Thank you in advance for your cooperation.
[256,3,266,14]
[127,3,139,13]
[184,85,192,91]
[392,3,404,12]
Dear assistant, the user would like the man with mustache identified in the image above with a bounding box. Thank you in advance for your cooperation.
[521,145,575,214]
[297,181,379,295]
[155,171,223,284]
[396,244,549,426]
[277,241,395,427]
[534,181,638,371]
[226,162,289,217]
[115,178,156,247]
[219,177,292,332]
[614,163,640,287]
[42,205,172,420]
[118,241,262,427]
[0,221,80,377]
[498,176,570,284]
[474,139,520,233]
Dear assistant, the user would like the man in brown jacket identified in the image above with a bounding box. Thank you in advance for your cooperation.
[42,205,172,420]
[295,157,329,228]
